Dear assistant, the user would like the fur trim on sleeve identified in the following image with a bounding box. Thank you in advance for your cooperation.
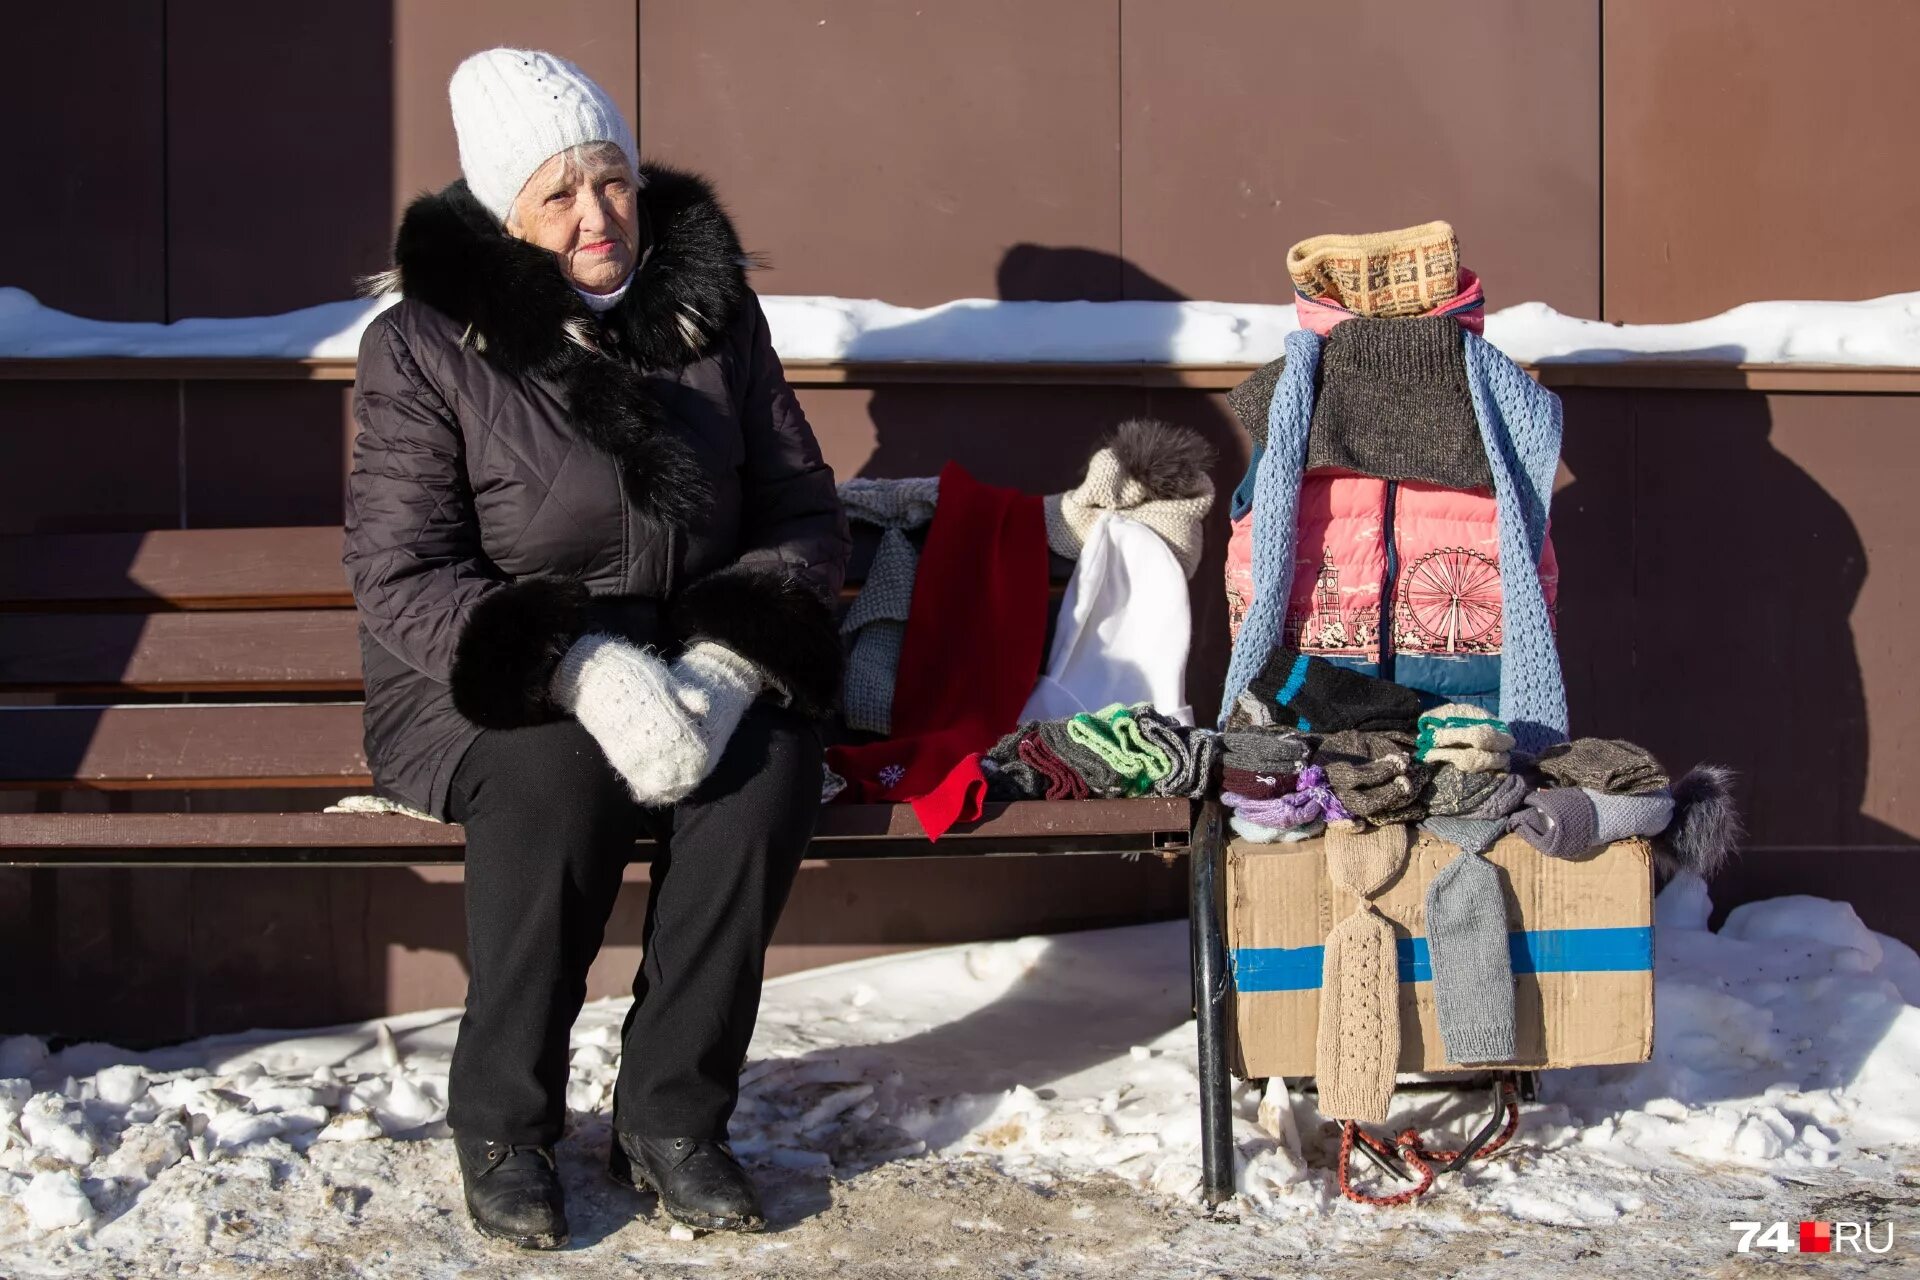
[667,566,844,720]
[449,576,594,729]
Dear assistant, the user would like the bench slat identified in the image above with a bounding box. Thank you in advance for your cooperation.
[0,527,350,611]
[0,704,369,788]
[0,800,1194,865]
[0,610,363,691]
[0,526,1071,614]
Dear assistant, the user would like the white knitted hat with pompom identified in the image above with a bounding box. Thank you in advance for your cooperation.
[448,48,638,224]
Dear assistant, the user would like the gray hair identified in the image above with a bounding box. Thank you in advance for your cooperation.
[359,141,645,299]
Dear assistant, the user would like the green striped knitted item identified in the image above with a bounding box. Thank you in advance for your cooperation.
[1065,709,1156,796]
[1415,704,1515,759]
[1107,706,1175,781]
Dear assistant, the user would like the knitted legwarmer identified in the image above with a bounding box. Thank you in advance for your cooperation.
[1424,848,1516,1063]
[1588,787,1676,841]
[1510,787,1600,858]
[1316,821,1413,1123]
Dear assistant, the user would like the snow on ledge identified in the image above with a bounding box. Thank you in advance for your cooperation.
[3,285,1919,367]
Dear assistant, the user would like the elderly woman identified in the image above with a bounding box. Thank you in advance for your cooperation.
[344,49,848,1246]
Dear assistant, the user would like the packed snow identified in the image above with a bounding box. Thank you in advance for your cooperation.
[1,875,1916,1274]
[4,284,1919,367]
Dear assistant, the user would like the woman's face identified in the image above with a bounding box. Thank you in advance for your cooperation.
[507,145,641,293]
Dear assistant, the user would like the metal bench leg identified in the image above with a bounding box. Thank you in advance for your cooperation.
[1189,799,1235,1205]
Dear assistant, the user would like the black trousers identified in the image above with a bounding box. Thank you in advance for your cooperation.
[443,702,821,1145]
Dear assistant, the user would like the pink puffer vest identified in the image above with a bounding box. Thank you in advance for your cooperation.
[1225,472,1557,704]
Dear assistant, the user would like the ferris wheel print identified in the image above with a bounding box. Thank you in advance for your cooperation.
[1397,547,1503,653]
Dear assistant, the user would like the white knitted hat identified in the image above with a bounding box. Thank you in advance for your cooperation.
[448,48,639,224]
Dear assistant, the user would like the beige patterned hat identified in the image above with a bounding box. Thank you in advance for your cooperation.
[1286,221,1462,318]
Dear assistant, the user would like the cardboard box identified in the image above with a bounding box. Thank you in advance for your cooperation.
[1226,832,1654,1078]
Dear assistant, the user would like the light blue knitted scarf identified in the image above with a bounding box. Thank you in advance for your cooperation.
[1220,328,1569,752]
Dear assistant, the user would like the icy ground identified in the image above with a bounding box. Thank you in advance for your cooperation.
[5,284,1920,367]
[3,876,1917,1277]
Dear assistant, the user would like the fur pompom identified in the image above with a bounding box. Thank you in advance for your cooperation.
[1652,764,1744,881]
[667,566,844,720]
[449,576,592,729]
[1107,419,1216,499]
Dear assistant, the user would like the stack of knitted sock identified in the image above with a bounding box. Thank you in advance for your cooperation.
[1315,729,1433,826]
[1415,703,1514,774]
[1224,765,1349,843]
[1510,737,1675,859]
[982,705,1220,801]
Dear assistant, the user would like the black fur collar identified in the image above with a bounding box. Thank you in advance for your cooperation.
[385,164,751,526]
[390,164,749,376]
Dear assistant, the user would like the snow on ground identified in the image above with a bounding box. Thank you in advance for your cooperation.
[2,876,1918,1276]
[5,283,1920,367]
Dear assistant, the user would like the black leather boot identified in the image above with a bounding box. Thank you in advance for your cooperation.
[608,1133,765,1232]
[454,1134,570,1248]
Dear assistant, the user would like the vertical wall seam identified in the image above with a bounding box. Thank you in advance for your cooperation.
[1597,0,1606,321]
[160,0,171,324]
[1115,0,1125,301]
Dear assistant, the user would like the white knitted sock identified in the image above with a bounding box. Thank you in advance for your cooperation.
[668,641,765,788]
[550,634,710,806]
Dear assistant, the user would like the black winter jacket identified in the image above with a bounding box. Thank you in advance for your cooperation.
[344,167,850,818]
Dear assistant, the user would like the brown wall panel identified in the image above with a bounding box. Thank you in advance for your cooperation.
[183,384,353,527]
[390,0,638,224]
[166,1,395,317]
[0,6,166,321]
[1604,2,1920,321]
[640,0,1122,303]
[1120,0,1600,312]
[0,383,179,533]
[1556,389,1919,855]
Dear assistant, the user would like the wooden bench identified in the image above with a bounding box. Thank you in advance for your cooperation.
[0,524,1239,1200]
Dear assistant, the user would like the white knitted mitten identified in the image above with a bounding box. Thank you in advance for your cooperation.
[667,641,767,787]
[550,634,711,806]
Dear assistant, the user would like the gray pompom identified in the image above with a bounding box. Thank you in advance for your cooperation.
[1652,765,1744,881]
[1106,419,1216,499]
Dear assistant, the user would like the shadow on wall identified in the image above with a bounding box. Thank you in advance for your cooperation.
[1551,345,1916,935]
[856,244,1247,729]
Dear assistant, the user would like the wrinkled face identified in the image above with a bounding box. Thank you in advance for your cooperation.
[506,142,641,293]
